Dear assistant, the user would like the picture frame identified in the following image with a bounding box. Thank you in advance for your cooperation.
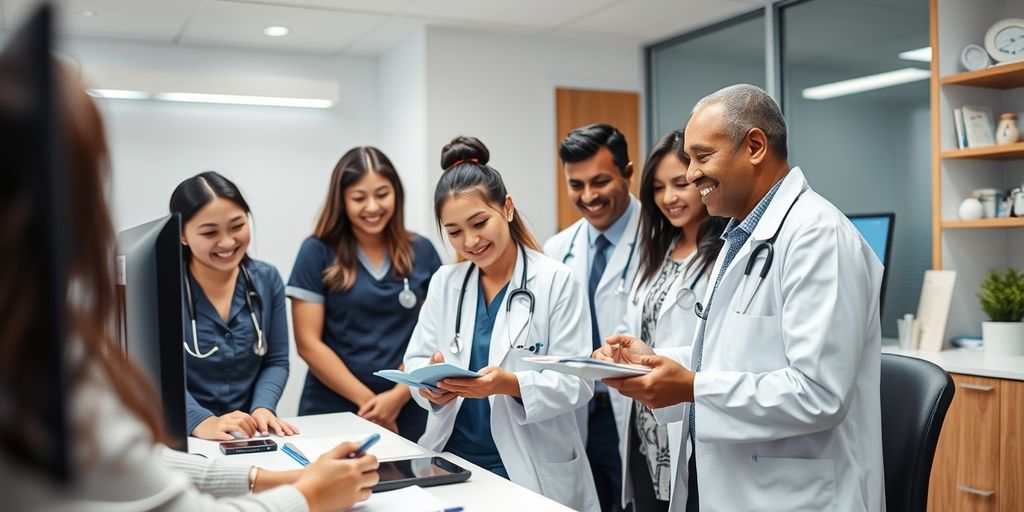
[961,105,995,147]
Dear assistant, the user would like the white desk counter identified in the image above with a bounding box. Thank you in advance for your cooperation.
[188,412,573,512]
[882,345,1024,381]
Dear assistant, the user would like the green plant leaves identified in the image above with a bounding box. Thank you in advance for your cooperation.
[978,268,1024,322]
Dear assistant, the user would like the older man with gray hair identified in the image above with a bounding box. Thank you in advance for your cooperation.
[597,84,885,511]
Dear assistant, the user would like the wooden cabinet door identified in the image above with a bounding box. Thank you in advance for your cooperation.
[929,374,1002,512]
[1000,379,1024,512]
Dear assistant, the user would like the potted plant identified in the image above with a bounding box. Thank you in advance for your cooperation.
[978,269,1024,356]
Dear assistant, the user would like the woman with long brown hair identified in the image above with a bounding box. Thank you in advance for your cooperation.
[0,62,378,511]
[609,129,726,512]
[288,147,442,440]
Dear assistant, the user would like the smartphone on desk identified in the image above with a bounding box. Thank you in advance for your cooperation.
[373,456,471,492]
[219,438,278,455]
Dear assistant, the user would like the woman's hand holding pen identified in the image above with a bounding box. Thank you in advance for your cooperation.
[437,366,520,398]
[419,352,459,406]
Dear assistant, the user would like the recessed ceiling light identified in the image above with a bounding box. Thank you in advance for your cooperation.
[898,46,932,63]
[801,68,931,100]
[263,26,290,37]
[76,9,99,17]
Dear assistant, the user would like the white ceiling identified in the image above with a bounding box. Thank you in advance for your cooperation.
[0,0,765,55]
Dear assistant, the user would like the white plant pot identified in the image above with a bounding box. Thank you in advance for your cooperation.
[982,321,1024,356]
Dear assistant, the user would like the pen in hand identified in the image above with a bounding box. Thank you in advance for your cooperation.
[348,433,380,459]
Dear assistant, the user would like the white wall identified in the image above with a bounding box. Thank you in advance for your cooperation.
[64,38,381,416]
[424,28,643,246]
[378,29,433,242]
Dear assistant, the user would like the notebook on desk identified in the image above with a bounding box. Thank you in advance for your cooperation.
[283,435,425,466]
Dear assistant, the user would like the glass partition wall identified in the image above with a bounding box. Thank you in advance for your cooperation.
[646,0,931,337]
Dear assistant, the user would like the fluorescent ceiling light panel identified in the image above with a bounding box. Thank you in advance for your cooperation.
[801,68,931,100]
[263,25,290,37]
[898,46,932,62]
[154,92,333,109]
[88,89,150,100]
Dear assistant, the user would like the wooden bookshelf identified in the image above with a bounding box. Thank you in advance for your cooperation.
[940,142,1024,160]
[940,60,1024,89]
[941,217,1024,229]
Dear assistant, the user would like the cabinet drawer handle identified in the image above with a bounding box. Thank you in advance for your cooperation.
[959,384,994,392]
[957,485,995,497]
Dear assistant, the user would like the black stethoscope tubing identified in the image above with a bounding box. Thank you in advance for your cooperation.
[450,244,535,354]
[562,220,640,295]
[694,189,804,320]
[183,260,266,358]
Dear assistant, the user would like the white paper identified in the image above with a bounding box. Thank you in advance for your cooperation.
[916,270,957,352]
[287,434,424,463]
[350,485,456,512]
[523,355,651,380]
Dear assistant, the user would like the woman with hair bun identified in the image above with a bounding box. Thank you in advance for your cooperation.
[403,136,599,511]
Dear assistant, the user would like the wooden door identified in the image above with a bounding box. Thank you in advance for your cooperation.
[554,88,640,232]
[929,374,1002,512]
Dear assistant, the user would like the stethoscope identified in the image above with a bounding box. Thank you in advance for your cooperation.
[634,264,708,309]
[183,261,266,358]
[399,278,417,309]
[449,244,536,354]
[562,221,640,295]
[694,189,804,320]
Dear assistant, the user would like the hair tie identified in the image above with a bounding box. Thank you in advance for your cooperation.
[447,157,480,169]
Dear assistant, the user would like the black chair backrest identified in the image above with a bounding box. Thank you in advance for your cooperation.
[880,353,955,512]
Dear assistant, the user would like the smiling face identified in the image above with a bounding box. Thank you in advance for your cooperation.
[563,146,633,231]
[684,102,759,219]
[182,197,250,273]
[652,152,708,229]
[440,191,515,270]
[344,170,395,238]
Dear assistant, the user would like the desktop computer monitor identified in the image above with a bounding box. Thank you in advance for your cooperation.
[0,4,70,481]
[847,213,895,312]
[116,214,188,448]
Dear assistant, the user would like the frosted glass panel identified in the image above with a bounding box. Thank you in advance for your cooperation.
[648,13,765,141]
[781,0,930,338]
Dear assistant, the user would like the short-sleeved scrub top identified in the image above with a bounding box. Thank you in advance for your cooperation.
[183,258,290,434]
[287,234,442,441]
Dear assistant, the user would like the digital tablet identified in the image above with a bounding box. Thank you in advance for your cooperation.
[372,456,472,492]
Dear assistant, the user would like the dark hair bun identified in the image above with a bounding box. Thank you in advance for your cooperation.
[440,135,490,170]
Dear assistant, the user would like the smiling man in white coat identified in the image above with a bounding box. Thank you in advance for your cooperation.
[598,84,885,511]
[543,124,641,512]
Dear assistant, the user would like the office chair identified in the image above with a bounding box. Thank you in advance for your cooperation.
[880,353,955,512]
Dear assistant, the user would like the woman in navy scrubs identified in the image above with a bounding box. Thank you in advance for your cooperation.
[170,171,297,441]
[288,146,442,440]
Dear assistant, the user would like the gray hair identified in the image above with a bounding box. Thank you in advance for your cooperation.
[692,84,788,158]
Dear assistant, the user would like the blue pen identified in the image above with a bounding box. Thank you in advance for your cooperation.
[348,433,381,458]
[281,443,309,467]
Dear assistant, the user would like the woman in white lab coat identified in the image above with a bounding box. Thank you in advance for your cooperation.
[404,136,599,511]
[612,130,726,512]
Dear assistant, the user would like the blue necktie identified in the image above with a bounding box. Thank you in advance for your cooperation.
[588,234,611,350]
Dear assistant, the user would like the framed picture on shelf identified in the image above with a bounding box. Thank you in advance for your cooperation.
[961,105,995,147]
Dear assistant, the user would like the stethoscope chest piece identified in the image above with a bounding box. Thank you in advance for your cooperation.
[252,337,267,356]
[399,278,418,309]
[677,288,698,309]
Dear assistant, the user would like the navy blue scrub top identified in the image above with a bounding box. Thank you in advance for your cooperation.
[183,258,290,433]
[444,281,509,479]
[286,235,442,415]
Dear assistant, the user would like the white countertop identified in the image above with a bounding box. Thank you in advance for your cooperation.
[882,345,1024,381]
[188,412,572,512]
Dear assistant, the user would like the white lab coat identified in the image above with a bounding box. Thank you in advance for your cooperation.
[613,252,708,510]
[404,248,599,512]
[655,167,886,511]
[542,198,641,441]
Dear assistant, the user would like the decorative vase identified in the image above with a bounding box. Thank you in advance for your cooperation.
[982,321,1024,356]
[958,196,984,220]
[996,113,1021,145]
